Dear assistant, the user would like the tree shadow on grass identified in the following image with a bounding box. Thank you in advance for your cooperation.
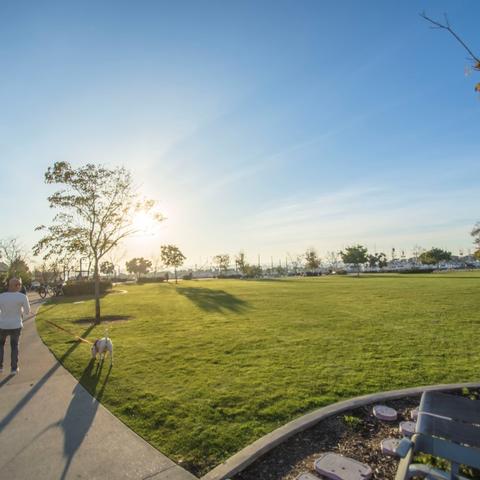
[72,315,133,324]
[359,274,480,280]
[176,286,249,313]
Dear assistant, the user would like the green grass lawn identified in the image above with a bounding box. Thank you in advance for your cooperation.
[36,273,480,475]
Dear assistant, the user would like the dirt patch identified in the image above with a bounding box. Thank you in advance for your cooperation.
[73,315,133,324]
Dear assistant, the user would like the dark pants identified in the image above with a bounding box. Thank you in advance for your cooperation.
[0,328,22,371]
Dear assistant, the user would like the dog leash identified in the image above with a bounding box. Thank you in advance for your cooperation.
[45,320,94,345]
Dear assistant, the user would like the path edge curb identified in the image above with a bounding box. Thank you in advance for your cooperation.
[202,381,480,480]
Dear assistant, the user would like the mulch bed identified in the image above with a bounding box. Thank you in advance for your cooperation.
[234,390,480,480]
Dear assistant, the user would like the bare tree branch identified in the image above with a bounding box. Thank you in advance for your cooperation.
[420,11,480,63]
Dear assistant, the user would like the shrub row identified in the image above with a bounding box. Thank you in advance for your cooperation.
[398,268,434,274]
[63,280,112,296]
[109,277,129,283]
[137,277,166,284]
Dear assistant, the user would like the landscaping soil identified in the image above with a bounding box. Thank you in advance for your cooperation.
[234,391,480,480]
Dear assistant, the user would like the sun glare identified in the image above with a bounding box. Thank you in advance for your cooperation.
[132,211,158,235]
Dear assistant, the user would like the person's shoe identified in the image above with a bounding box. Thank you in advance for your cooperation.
[10,368,19,375]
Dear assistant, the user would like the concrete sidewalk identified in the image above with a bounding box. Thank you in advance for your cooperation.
[0,295,197,480]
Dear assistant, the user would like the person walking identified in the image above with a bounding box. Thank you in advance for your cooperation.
[0,277,30,375]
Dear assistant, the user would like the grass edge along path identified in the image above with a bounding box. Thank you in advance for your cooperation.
[36,273,480,476]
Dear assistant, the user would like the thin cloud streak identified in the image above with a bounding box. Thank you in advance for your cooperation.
[235,183,479,255]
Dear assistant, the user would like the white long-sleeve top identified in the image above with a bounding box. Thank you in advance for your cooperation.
[0,292,31,329]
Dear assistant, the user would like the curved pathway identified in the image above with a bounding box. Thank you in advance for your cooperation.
[0,294,197,480]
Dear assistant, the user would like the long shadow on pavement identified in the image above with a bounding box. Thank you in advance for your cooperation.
[176,286,249,313]
[1,358,112,480]
[0,376,13,389]
[0,323,95,431]
[60,359,112,480]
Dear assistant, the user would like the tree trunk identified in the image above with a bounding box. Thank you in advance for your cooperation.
[94,258,101,324]
[174,267,177,284]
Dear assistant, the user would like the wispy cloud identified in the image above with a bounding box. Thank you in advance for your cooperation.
[236,182,479,255]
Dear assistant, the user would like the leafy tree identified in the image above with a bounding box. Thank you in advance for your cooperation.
[235,251,247,274]
[304,248,321,271]
[125,257,152,280]
[0,238,25,267]
[339,245,368,276]
[160,245,185,284]
[367,254,377,268]
[213,254,230,274]
[242,264,262,278]
[100,261,115,276]
[367,252,388,269]
[418,248,452,266]
[34,161,161,323]
[275,265,286,276]
[0,238,31,286]
[421,12,480,94]
[8,258,32,286]
[474,250,480,261]
[472,222,480,249]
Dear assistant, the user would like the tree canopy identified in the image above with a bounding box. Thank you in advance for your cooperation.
[418,248,452,265]
[213,254,230,273]
[339,245,368,276]
[304,248,321,271]
[235,251,247,275]
[34,161,161,322]
[126,257,152,279]
[367,252,388,269]
[0,238,31,287]
[100,261,115,276]
[472,222,480,249]
[160,245,185,283]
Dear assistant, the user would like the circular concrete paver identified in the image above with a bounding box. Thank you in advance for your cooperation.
[399,421,416,437]
[314,452,372,480]
[372,405,397,421]
[380,438,401,457]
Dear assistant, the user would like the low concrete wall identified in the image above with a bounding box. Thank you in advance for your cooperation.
[202,381,480,480]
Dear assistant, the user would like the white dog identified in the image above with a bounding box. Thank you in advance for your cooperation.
[91,337,113,365]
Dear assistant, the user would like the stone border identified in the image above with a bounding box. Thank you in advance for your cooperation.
[202,381,480,480]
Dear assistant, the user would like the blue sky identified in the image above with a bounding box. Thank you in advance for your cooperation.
[1,0,479,267]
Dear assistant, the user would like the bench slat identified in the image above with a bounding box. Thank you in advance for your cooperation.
[420,392,480,424]
[415,434,480,470]
[417,413,480,448]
